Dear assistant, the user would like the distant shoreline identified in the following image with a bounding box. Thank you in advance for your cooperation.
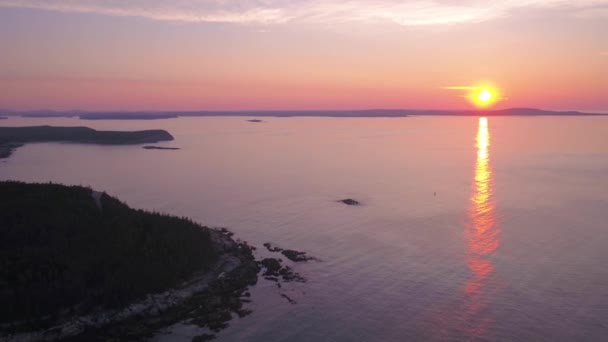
[1,108,606,120]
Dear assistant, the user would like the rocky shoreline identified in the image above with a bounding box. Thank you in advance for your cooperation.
[2,229,260,342]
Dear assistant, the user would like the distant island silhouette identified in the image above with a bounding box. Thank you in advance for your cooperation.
[1,108,605,120]
[0,126,174,159]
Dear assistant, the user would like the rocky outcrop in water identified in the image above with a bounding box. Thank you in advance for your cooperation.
[259,258,306,283]
[263,243,318,262]
[338,198,360,206]
[142,146,180,150]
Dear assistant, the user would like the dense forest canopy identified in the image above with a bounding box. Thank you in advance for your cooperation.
[0,181,217,324]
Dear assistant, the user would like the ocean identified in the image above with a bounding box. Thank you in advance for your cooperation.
[1,115,607,341]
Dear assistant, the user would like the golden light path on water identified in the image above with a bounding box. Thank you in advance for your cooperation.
[462,116,500,338]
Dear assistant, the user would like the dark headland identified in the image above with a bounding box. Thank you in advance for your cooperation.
[2,108,606,120]
[0,126,174,159]
[0,181,259,341]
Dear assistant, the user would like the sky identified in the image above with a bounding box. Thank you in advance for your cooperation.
[0,0,606,111]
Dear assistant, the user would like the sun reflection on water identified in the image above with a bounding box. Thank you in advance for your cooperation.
[462,116,500,338]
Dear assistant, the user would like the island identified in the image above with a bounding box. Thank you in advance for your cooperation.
[0,126,174,159]
[0,181,259,341]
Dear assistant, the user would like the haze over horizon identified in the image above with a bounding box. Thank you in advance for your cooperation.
[1,0,607,111]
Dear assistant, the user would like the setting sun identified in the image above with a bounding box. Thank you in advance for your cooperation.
[444,84,502,109]
[477,90,493,103]
[471,86,500,108]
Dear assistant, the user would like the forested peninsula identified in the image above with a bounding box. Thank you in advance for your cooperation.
[0,126,174,159]
[0,181,259,341]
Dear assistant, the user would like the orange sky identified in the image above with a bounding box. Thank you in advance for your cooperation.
[0,1,607,111]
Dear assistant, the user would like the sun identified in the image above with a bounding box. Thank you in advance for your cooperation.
[471,87,499,108]
[477,89,492,103]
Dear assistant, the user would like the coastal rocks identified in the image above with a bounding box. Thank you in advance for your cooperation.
[263,242,282,253]
[281,250,317,262]
[142,146,180,150]
[263,243,318,262]
[259,243,314,286]
[338,198,360,206]
[260,258,282,275]
[258,258,306,283]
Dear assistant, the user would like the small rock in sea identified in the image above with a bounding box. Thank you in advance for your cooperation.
[281,249,316,262]
[247,119,264,123]
[338,198,360,206]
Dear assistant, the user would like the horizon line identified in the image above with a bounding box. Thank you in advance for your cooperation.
[2,107,608,114]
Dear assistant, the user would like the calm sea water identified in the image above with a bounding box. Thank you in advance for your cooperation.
[1,116,608,341]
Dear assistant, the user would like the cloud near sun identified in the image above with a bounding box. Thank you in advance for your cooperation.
[1,0,607,26]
